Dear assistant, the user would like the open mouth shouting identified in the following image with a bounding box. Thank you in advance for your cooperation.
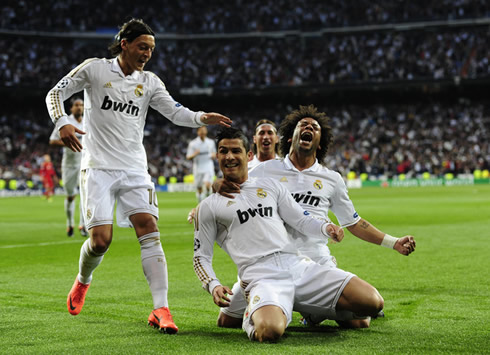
[300,131,313,144]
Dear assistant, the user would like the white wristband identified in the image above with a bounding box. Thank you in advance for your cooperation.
[381,234,398,249]
[321,223,333,238]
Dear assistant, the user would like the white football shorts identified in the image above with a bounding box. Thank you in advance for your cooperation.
[220,254,338,320]
[194,171,214,189]
[242,252,354,326]
[80,169,159,229]
[62,166,80,196]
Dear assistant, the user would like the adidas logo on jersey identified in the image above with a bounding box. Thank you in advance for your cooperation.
[291,191,320,207]
[236,204,273,224]
[103,82,113,88]
[100,96,140,116]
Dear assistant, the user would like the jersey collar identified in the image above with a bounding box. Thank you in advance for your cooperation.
[284,154,320,172]
[111,57,142,79]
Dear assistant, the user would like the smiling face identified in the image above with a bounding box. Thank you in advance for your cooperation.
[217,138,253,184]
[120,34,155,74]
[254,124,278,159]
[290,117,322,156]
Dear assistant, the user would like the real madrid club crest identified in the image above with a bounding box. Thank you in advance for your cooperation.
[256,188,267,198]
[253,295,260,304]
[313,179,323,190]
[134,84,144,97]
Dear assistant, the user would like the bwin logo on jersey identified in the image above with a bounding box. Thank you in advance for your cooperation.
[291,191,320,207]
[100,96,140,116]
[236,204,273,224]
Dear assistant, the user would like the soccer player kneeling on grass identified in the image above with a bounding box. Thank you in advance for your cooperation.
[193,127,384,342]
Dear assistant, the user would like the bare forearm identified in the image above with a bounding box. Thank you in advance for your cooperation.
[346,218,385,245]
[49,139,65,147]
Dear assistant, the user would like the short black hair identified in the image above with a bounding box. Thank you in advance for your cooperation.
[108,18,155,57]
[279,105,333,164]
[216,127,250,152]
[70,96,83,106]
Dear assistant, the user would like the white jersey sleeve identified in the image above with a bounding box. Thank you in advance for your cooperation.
[148,73,204,127]
[193,199,222,294]
[329,173,361,228]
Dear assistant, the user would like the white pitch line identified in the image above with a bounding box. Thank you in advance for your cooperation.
[0,231,193,249]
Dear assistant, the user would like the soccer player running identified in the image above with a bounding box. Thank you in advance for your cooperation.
[216,105,416,329]
[186,126,216,202]
[45,18,231,334]
[49,97,87,237]
[193,127,384,342]
[39,154,57,202]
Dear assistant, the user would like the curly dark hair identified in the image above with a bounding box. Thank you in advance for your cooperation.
[279,105,333,164]
[108,18,155,57]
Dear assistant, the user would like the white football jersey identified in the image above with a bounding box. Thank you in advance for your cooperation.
[49,114,83,169]
[46,57,205,171]
[249,155,361,258]
[247,154,281,170]
[193,177,329,293]
[187,136,216,174]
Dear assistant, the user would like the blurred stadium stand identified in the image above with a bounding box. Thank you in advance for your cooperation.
[0,1,488,190]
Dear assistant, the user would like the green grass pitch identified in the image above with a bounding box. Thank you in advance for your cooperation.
[1,185,489,354]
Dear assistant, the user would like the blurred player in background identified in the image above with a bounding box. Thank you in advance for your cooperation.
[186,126,216,202]
[49,97,87,237]
[39,154,57,202]
[46,18,231,334]
[193,127,384,342]
[248,119,280,169]
[216,105,416,329]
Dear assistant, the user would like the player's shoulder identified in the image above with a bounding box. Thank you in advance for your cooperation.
[144,71,166,87]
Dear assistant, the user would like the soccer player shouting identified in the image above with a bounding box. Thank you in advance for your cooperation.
[217,105,416,329]
[46,18,231,333]
[193,127,384,342]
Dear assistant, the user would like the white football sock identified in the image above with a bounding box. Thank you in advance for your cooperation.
[78,239,105,284]
[139,232,168,309]
[65,199,75,227]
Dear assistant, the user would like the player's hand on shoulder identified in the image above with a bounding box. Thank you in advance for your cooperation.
[213,178,240,198]
[201,112,232,127]
[394,235,416,256]
[212,285,234,307]
[326,224,344,243]
[59,124,85,152]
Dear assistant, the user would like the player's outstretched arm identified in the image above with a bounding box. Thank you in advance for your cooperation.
[59,124,85,152]
[201,113,232,127]
[347,218,416,256]
[212,285,234,307]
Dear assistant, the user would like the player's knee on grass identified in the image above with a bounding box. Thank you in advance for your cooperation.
[217,313,242,328]
[338,277,384,318]
[252,306,287,342]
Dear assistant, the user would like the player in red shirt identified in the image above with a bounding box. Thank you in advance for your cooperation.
[40,154,57,201]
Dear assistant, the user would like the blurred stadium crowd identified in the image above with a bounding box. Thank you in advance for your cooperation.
[2,0,489,33]
[0,1,489,190]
